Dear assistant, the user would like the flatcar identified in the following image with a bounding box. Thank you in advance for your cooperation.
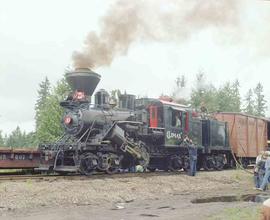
[0,148,40,170]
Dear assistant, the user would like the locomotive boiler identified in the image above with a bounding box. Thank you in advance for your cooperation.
[38,68,231,175]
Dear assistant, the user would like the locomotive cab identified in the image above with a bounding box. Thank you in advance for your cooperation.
[135,98,197,171]
[162,103,188,147]
[136,98,190,147]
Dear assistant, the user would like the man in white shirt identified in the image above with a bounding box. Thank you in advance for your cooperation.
[259,152,270,191]
[254,151,266,189]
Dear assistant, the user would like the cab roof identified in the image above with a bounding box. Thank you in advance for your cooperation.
[135,97,189,112]
[159,99,188,108]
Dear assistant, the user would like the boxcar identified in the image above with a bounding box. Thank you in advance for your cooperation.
[214,112,270,164]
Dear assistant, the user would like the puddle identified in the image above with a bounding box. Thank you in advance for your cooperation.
[157,206,171,209]
[140,214,159,217]
[191,194,270,204]
[125,199,134,203]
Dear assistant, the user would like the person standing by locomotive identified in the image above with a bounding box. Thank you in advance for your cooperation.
[184,136,198,176]
[254,151,266,189]
[258,152,270,191]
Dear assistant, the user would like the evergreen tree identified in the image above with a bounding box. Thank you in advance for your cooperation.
[190,72,218,112]
[243,89,255,115]
[5,126,26,148]
[4,129,37,148]
[254,83,267,117]
[0,130,5,147]
[36,78,71,143]
[35,77,50,130]
[216,82,232,112]
[231,80,241,112]
[216,80,241,112]
[24,132,38,147]
[190,72,206,109]
[172,75,188,105]
[175,75,186,88]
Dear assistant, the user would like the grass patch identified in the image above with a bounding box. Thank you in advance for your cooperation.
[208,206,261,220]
[0,169,23,173]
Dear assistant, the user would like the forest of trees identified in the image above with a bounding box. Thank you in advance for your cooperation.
[172,72,267,117]
[0,76,71,148]
[0,72,268,148]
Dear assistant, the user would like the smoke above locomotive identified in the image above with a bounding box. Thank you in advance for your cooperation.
[72,0,243,69]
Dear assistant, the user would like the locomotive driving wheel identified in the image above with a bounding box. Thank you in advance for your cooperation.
[168,155,182,171]
[135,142,150,169]
[97,154,121,174]
[183,156,190,171]
[203,155,225,171]
[202,156,214,171]
[97,154,110,171]
[106,154,121,174]
[79,153,98,176]
[147,167,156,172]
[213,155,225,171]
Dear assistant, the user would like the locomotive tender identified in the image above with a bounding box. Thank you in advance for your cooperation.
[38,68,230,175]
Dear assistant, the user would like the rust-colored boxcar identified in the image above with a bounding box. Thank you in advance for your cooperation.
[0,148,40,169]
[214,112,270,158]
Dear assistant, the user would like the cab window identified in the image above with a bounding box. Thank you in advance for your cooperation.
[171,110,181,127]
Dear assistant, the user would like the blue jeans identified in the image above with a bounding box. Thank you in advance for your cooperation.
[260,168,270,190]
[129,166,135,173]
[254,173,260,188]
[189,159,197,176]
[259,171,265,187]
[255,171,265,188]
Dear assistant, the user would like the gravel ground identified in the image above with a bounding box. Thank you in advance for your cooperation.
[0,170,264,219]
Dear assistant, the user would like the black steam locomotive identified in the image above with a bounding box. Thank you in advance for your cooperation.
[38,68,231,175]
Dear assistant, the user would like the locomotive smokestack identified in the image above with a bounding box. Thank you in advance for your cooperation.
[66,68,101,96]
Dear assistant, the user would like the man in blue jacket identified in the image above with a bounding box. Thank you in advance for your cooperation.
[184,135,198,176]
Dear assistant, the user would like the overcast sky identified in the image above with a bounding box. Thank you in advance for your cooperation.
[0,0,270,135]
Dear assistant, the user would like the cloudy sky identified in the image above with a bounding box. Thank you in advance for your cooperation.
[0,0,270,135]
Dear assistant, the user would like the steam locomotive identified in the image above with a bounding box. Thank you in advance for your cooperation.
[38,68,231,175]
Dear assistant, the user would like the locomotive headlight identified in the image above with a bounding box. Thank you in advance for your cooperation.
[63,112,81,135]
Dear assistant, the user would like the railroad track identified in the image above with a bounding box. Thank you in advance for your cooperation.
[0,170,189,181]
[0,174,59,181]
[0,169,243,182]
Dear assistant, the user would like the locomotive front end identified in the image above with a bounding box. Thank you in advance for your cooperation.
[62,68,102,137]
[38,68,102,173]
[38,67,150,175]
